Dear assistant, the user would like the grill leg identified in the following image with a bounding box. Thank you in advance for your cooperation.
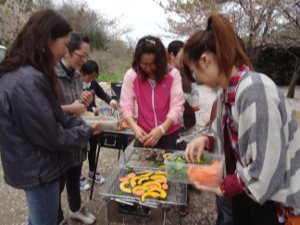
[177,206,183,225]
[89,143,101,200]
[106,200,111,225]
[117,149,121,160]
[162,207,167,225]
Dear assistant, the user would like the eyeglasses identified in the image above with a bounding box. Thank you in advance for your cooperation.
[73,51,89,61]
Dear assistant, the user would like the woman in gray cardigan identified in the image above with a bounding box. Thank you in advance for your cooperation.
[184,13,300,225]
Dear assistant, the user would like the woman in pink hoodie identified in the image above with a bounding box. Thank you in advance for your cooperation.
[120,35,185,150]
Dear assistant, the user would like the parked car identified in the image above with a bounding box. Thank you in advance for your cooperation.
[0,45,6,62]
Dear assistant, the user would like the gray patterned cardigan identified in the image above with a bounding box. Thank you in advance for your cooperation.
[55,62,87,168]
[208,71,300,214]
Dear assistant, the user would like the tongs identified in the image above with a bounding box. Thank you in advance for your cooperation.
[111,108,120,121]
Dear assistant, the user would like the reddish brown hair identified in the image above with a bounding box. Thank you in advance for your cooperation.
[184,13,253,79]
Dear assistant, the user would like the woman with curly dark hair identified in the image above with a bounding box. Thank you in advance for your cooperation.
[120,35,185,149]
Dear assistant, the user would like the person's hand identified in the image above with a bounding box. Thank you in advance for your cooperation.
[204,120,211,127]
[71,100,87,115]
[80,91,93,107]
[143,126,163,147]
[91,121,103,135]
[110,99,119,110]
[133,125,147,144]
[192,182,223,196]
[93,106,101,116]
[184,135,209,163]
[191,103,200,111]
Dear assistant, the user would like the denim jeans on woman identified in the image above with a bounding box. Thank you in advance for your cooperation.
[24,180,59,225]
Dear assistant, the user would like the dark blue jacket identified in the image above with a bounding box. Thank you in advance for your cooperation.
[87,80,112,112]
[0,66,93,189]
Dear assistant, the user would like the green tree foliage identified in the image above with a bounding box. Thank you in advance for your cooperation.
[87,29,108,51]
[55,0,133,78]
[255,47,299,85]
[0,0,132,81]
[90,39,133,80]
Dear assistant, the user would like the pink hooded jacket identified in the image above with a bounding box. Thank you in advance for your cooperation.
[120,67,184,135]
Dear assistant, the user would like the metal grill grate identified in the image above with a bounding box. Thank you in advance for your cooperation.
[100,167,187,206]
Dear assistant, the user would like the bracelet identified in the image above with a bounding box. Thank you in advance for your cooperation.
[159,125,166,135]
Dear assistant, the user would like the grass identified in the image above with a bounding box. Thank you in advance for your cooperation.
[97,73,123,83]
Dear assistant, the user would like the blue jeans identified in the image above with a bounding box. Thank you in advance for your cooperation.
[25,180,59,225]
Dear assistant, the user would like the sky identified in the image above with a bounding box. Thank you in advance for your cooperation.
[85,0,175,45]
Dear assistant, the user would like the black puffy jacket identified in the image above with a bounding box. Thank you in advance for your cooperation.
[0,66,93,189]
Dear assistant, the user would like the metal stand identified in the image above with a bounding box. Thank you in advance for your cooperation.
[89,132,134,200]
[89,143,101,200]
[102,200,183,225]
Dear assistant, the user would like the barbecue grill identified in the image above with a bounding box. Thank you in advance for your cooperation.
[99,147,188,225]
[98,128,134,161]
[89,128,134,200]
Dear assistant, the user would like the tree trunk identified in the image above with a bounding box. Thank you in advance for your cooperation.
[247,34,255,60]
[287,57,300,98]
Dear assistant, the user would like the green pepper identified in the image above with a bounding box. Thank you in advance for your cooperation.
[152,161,163,167]
[115,190,127,195]
[126,167,133,173]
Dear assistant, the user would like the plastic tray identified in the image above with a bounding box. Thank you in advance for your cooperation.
[164,151,224,186]
[81,113,118,131]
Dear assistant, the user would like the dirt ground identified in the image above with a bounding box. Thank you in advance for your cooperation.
[0,85,299,225]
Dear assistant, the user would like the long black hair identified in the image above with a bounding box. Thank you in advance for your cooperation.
[167,40,184,57]
[0,9,72,97]
[81,60,99,77]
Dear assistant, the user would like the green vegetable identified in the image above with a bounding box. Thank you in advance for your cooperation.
[152,161,163,168]
[170,155,208,165]
[195,155,209,165]
[126,167,133,173]
[166,154,210,182]
[115,190,127,195]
